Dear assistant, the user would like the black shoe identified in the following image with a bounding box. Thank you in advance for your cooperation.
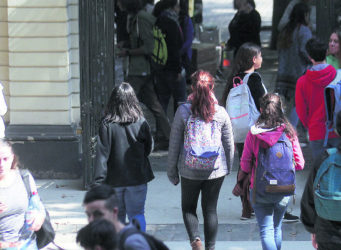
[283,212,299,223]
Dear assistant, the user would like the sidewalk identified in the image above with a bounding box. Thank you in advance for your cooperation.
[37,170,312,250]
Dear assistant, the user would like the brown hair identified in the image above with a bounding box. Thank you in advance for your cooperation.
[0,140,18,169]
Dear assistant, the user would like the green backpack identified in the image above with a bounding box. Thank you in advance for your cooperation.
[313,148,341,221]
[150,20,168,71]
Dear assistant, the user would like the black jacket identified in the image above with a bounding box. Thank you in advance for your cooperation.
[300,149,341,246]
[156,11,183,73]
[227,9,261,54]
[93,118,154,187]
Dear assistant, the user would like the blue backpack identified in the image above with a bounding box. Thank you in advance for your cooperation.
[323,70,341,147]
[253,133,295,203]
[313,148,341,221]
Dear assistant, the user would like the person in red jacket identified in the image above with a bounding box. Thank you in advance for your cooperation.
[295,38,340,160]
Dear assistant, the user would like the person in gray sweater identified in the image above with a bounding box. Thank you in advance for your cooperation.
[276,2,312,127]
[167,70,234,250]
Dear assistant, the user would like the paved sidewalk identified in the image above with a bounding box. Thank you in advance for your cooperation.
[37,169,312,249]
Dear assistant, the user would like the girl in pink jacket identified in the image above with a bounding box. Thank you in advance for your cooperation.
[240,93,304,250]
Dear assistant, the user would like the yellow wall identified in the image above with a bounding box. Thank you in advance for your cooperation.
[0,0,80,125]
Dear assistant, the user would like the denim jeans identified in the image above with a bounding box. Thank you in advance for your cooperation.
[309,138,340,161]
[251,191,288,250]
[181,176,225,249]
[114,184,147,232]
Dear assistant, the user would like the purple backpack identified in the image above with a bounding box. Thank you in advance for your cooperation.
[253,133,295,203]
[184,111,221,171]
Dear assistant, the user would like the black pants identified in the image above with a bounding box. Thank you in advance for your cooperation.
[181,176,224,249]
[127,75,170,140]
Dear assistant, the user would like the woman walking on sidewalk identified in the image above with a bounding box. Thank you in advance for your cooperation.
[93,82,154,232]
[240,93,304,250]
[168,70,234,250]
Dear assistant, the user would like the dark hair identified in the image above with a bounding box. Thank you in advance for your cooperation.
[305,38,328,62]
[0,139,18,170]
[76,219,118,250]
[278,3,310,49]
[190,70,216,122]
[83,185,119,211]
[163,0,178,9]
[247,0,256,9]
[153,0,165,17]
[120,0,143,14]
[221,43,261,106]
[256,93,296,139]
[104,82,143,124]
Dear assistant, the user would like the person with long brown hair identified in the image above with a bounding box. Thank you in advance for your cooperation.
[168,70,234,250]
[93,82,154,233]
[240,93,304,250]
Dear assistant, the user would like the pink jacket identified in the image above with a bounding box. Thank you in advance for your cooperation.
[240,125,305,188]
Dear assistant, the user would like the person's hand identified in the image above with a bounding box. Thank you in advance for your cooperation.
[0,202,7,213]
[27,210,45,231]
[311,234,318,249]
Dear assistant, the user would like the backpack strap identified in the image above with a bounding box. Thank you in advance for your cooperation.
[324,70,341,147]
[19,169,32,199]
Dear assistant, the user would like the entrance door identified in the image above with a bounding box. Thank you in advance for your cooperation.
[79,0,115,188]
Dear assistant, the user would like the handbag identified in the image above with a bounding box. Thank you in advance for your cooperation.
[20,169,56,249]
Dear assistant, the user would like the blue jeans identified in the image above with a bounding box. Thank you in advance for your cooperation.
[251,191,288,250]
[114,184,147,232]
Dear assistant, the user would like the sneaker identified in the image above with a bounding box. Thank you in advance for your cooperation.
[283,212,299,223]
[240,216,251,220]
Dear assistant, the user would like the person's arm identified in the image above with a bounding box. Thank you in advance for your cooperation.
[0,84,7,116]
[240,131,255,174]
[248,73,266,111]
[27,173,46,231]
[221,109,235,173]
[142,120,153,156]
[93,122,111,186]
[295,79,308,128]
[300,151,328,234]
[291,135,305,170]
[167,105,187,185]
[277,0,298,31]
[180,16,194,55]
[298,26,313,65]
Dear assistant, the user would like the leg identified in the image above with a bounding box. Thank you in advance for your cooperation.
[253,202,277,250]
[273,201,288,249]
[129,75,171,141]
[113,187,127,224]
[154,72,172,114]
[201,177,225,250]
[181,177,202,243]
[171,72,187,114]
[124,184,147,232]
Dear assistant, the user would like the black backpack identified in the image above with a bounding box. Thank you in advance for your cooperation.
[119,221,169,250]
